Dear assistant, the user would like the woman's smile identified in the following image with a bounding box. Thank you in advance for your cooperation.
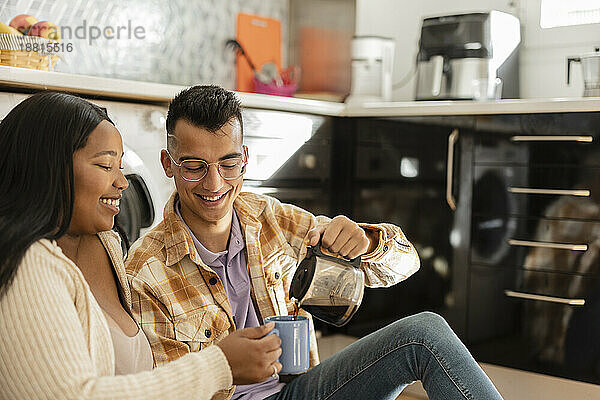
[99,196,121,214]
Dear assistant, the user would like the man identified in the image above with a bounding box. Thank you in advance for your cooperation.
[126,85,503,400]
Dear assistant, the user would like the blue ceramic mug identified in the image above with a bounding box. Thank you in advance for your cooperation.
[264,315,310,375]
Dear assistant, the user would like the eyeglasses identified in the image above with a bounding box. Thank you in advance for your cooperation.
[166,149,247,182]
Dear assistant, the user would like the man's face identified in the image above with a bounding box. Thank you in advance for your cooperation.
[161,118,246,229]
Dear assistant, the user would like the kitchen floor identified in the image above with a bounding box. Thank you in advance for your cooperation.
[316,334,427,400]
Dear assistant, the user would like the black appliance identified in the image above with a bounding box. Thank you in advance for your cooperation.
[415,11,520,100]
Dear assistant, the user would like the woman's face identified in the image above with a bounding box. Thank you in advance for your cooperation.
[68,120,129,235]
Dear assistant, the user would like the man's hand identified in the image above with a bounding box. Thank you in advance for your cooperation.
[306,215,378,259]
[216,322,282,385]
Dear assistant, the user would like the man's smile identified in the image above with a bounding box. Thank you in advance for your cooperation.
[194,189,231,206]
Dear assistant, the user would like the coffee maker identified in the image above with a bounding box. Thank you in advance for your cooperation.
[415,11,520,101]
[567,48,600,97]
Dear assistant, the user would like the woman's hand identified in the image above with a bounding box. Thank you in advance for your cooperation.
[216,322,282,385]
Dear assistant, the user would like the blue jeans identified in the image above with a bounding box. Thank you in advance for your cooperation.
[265,312,502,400]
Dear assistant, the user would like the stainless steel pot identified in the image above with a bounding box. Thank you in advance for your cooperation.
[567,48,600,97]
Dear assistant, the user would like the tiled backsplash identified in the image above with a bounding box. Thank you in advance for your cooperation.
[0,0,288,88]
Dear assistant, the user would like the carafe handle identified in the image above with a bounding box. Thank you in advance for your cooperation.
[567,57,581,85]
[311,239,362,269]
[431,55,444,96]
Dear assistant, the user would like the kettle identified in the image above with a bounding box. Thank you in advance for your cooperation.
[346,36,395,104]
[289,242,364,327]
[567,48,600,97]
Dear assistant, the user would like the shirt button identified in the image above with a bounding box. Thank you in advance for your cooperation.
[209,277,218,285]
[274,272,280,280]
[205,329,212,338]
[383,245,389,251]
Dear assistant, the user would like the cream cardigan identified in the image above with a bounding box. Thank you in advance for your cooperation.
[0,232,234,399]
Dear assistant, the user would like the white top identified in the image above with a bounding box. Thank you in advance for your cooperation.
[101,309,154,375]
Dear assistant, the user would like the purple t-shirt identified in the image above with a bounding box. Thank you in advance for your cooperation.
[176,201,284,399]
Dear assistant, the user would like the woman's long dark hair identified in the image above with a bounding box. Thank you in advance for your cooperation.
[0,92,113,296]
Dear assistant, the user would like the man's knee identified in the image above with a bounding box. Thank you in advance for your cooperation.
[412,311,448,327]
[397,311,453,339]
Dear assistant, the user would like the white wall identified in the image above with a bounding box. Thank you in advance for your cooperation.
[519,0,600,98]
[356,0,600,100]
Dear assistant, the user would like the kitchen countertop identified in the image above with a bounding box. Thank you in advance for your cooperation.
[1,65,600,116]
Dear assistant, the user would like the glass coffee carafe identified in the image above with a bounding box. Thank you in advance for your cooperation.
[289,241,364,327]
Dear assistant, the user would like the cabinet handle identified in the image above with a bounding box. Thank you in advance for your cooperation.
[508,187,591,197]
[446,129,459,211]
[508,239,588,251]
[504,290,585,306]
[510,135,593,142]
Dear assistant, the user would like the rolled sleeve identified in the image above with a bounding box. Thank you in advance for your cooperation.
[358,222,420,288]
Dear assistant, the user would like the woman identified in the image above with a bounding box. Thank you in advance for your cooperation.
[0,92,274,399]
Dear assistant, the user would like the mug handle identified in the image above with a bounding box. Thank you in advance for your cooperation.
[265,328,279,338]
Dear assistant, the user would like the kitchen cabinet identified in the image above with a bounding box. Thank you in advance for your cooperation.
[467,112,600,385]
[243,109,334,217]
[325,111,600,386]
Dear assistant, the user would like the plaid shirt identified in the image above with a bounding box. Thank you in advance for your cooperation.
[125,191,419,398]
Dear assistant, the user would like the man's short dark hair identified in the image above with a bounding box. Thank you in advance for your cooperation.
[166,85,243,150]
